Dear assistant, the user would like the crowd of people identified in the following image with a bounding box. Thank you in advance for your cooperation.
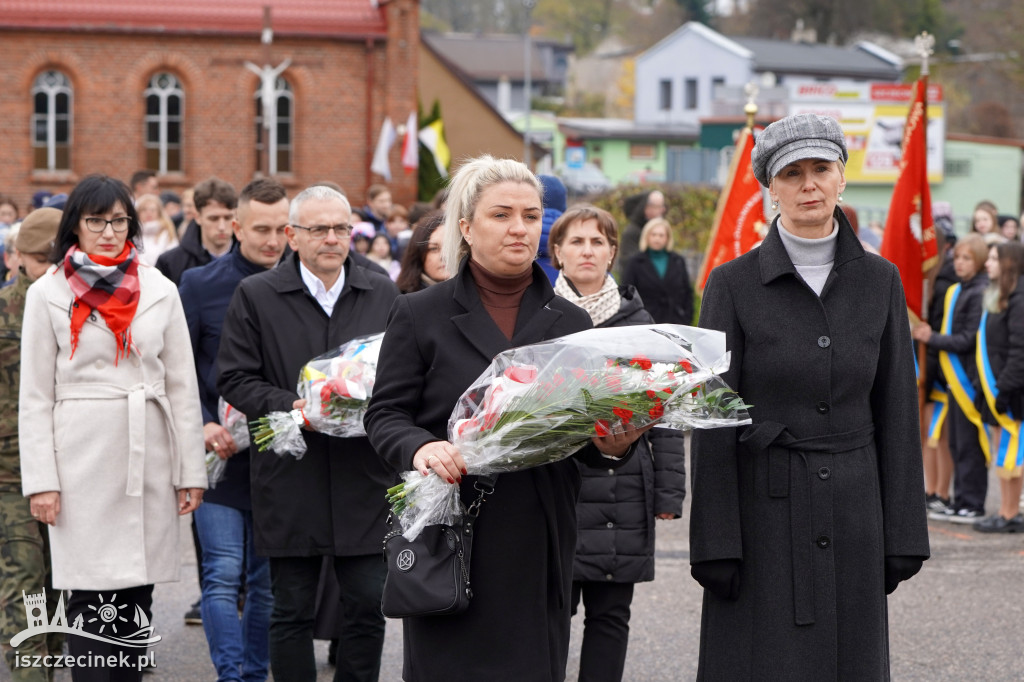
[0,114,1020,682]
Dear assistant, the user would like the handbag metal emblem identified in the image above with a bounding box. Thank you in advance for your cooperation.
[396,548,416,572]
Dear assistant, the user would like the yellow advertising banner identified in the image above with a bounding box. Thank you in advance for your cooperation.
[788,82,945,184]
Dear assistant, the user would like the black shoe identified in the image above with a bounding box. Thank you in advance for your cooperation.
[184,599,202,625]
[973,513,1024,533]
[948,508,984,524]
[928,505,958,522]
[926,495,952,514]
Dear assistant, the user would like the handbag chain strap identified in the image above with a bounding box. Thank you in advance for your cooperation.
[465,474,497,518]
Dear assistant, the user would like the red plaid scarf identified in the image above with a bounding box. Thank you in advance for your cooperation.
[63,243,141,364]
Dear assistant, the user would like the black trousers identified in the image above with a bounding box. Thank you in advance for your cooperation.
[268,555,385,682]
[570,580,636,682]
[66,585,154,682]
[948,399,989,513]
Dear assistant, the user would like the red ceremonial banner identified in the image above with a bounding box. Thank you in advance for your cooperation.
[697,127,767,292]
[878,76,939,320]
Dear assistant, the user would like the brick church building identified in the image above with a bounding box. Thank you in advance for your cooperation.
[0,0,419,211]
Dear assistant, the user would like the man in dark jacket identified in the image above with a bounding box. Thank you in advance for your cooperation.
[218,185,399,682]
[617,189,666,269]
[179,178,290,682]
[156,177,237,285]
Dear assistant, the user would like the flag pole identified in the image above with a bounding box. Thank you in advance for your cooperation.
[915,31,935,412]
[697,83,758,292]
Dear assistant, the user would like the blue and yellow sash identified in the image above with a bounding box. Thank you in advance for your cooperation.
[937,283,992,462]
[976,309,1024,474]
[927,387,949,446]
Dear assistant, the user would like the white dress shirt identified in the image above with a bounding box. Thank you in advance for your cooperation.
[299,261,345,316]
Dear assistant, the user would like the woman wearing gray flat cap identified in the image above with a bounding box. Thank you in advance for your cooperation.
[688,113,930,679]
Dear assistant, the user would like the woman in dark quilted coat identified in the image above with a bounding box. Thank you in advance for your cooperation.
[549,205,686,682]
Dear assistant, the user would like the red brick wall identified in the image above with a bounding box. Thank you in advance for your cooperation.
[0,3,418,216]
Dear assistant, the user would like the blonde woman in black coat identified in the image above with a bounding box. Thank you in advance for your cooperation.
[365,156,650,682]
[621,218,693,324]
[548,205,686,682]
[690,114,929,680]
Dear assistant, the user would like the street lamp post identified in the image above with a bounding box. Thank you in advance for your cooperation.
[523,0,536,167]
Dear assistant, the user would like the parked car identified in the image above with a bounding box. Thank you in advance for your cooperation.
[556,162,614,196]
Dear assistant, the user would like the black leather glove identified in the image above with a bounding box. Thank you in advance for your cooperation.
[690,559,741,601]
[884,556,925,595]
[995,393,1009,415]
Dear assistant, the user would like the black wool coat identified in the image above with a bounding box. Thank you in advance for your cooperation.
[690,212,930,681]
[364,259,632,682]
[216,253,400,557]
[622,250,694,325]
[573,286,686,584]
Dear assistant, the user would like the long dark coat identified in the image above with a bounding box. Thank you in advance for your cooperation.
[216,253,399,557]
[364,260,632,682]
[621,250,694,325]
[690,212,930,680]
[573,286,687,584]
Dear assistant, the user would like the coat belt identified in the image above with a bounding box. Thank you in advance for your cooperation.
[54,381,180,497]
[739,422,875,626]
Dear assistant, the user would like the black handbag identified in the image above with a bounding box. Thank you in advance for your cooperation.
[381,475,496,618]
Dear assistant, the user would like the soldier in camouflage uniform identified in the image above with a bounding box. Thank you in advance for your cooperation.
[0,209,64,681]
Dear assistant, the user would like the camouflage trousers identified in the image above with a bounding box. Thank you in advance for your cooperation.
[0,491,64,681]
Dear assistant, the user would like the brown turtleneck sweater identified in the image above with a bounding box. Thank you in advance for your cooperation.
[468,259,533,340]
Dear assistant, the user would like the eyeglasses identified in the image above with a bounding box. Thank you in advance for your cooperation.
[291,223,352,240]
[83,216,132,233]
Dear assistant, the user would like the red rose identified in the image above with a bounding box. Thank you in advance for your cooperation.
[646,389,658,399]
[679,359,693,373]
[594,419,612,437]
[571,368,587,380]
[649,401,664,419]
[504,366,538,383]
[613,406,633,423]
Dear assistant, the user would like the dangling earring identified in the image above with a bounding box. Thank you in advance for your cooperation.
[771,200,779,211]
[838,194,844,203]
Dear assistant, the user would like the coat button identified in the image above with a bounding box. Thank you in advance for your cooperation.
[818,466,831,480]
[817,535,831,549]
[606,521,614,529]
[605,573,614,581]
[131,356,141,368]
[817,335,831,348]
[607,469,615,475]
[94,360,103,369]
[816,401,830,414]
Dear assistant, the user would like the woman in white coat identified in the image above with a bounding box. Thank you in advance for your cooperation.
[19,175,206,682]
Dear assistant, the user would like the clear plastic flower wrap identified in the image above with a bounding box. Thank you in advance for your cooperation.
[218,398,250,451]
[387,324,751,539]
[250,333,384,459]
[206,450,228,489]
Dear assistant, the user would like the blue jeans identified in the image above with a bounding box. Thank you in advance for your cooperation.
[194,502,272,682]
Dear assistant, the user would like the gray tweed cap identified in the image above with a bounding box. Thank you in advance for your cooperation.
[751,113,848,187]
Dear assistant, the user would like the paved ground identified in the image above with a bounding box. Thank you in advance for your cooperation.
[5,458,1022,681]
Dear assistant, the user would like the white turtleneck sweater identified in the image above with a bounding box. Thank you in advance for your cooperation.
[776,219,839,296]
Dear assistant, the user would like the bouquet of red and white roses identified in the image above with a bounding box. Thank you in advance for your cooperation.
[250,333,384,459]
[387,324,750,539]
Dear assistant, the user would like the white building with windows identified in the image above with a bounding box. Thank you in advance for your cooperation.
[634,22,902,128]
